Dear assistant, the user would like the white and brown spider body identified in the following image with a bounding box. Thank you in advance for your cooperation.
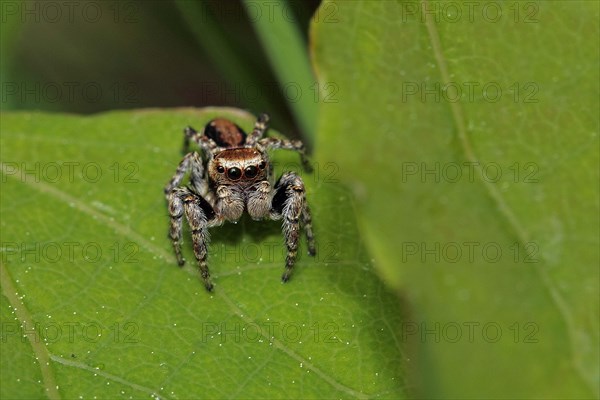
[164,113,315,291]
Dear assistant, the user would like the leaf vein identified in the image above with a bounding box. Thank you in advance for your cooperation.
[421,1,594,395]
[0,262,61,400]
[48,355,168,399]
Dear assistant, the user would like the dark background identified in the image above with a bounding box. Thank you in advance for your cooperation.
[1,0,321,138]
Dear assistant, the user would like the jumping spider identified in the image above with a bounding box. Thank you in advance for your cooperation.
[164,113,316,291]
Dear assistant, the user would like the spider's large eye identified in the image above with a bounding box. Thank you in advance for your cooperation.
[244,165,258,178]
[227,167,242,180]
[216,165,225,173]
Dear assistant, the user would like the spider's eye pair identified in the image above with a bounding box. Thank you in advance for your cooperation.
[216,163,265,180]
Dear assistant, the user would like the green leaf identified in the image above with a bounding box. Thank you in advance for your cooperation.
[172,1,288,127]
[0,1,22,111]
[0,109,406,399]
[173,1,261,89]
[243,0,319,144]
[311,0,599,398]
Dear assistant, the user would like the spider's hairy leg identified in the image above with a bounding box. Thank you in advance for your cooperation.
[302,205,316,256]
[170,187,216,292]
[258,137,312,172]
[184,193,215,292]
[182,126,198,155]
[164,152,205,198]
[182,125,219,157]
[246,113,270,145]
[271,172,314,283]
[167,188,186,267]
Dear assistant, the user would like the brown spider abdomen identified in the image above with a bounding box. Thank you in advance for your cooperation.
[205,119,247,148]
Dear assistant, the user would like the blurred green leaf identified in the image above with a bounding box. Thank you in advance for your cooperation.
[243,0,318,145]
[0,109,406,399]
[0,1,23,111]
[311,0,599,398]
[174,1,259,89]
[173,1,280,120]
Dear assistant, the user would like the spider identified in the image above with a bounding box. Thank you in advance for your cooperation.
[164,113,316,291]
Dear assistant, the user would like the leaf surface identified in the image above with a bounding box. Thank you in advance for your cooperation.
[0,109,406,399]
[311,1,599,398]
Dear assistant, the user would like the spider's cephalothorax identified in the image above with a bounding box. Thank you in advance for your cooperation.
[164,113,315,291]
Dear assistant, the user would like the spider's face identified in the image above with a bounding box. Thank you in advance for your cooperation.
[208,148,269,186]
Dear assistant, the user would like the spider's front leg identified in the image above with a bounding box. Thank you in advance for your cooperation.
[246,113,270,145]
[182,126,197,155]
[182,125,219,157]
[271,172,316,283]
[164,151,207,198]
[167,187,217,291]
[258,137,312,172]
[165,152,218,291]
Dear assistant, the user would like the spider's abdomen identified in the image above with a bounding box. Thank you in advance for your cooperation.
[204,118,247,148]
